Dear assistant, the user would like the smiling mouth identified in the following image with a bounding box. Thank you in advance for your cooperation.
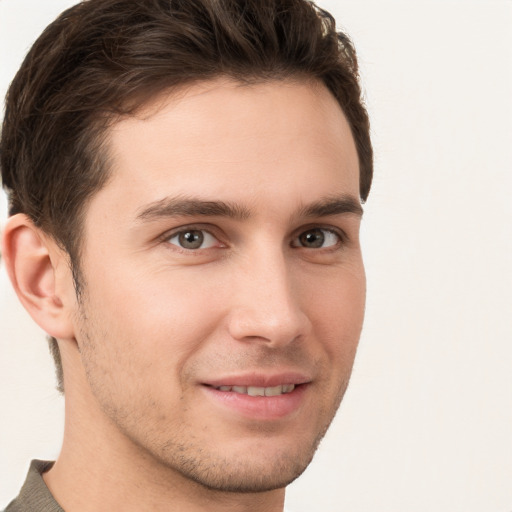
[210,384,296,396]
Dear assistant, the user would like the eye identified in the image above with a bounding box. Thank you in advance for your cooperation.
[293,228,341,249]
[167,229,220,250]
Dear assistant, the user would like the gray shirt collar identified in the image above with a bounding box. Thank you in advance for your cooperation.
[4,460,63,512]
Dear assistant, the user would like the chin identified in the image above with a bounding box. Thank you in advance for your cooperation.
[154,425,329,494]
[176,449,315,494]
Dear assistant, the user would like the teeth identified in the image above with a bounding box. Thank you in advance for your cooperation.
[215,384,296,396]
[265,385,283,397]
[248,386,265,396]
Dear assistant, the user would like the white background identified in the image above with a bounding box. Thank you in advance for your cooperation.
[1,1,511,510]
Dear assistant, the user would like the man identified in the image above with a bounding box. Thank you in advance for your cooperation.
[1,0,372,510]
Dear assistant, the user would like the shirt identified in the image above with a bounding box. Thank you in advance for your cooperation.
[4,460,63,512]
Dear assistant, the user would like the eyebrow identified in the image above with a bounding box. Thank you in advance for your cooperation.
[299,195,363,218]
[135,194,363,223]
[136,196,251,222]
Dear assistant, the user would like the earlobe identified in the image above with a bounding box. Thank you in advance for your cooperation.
[2,214,76,340]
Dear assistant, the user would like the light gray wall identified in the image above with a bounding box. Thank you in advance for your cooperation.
[1,1,511,510]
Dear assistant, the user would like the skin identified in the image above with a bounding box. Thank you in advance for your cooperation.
[3,78,365,512]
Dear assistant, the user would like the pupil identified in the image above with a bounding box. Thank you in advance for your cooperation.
[179,230,203,249]
[301,229,324,248]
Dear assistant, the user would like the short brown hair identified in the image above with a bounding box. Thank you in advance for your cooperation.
[1,0,373,392]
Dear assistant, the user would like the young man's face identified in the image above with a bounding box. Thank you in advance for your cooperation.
[71,79,365,492]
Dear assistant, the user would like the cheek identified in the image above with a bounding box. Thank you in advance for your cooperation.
[75,273,216,417]
[307,264,366,361]
[82,265,225,366]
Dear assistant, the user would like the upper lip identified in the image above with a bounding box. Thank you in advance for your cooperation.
[202,371,312,388]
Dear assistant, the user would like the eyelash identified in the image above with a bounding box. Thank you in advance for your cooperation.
[160,225,347,252]
[160,224,225,253]
[291,226,346,250]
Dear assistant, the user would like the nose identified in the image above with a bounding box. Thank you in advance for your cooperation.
[226,250,312,347]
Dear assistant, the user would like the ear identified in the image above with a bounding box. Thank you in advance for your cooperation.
[2,214,76,340]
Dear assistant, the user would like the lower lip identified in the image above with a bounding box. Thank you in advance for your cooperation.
[202,384,308,421]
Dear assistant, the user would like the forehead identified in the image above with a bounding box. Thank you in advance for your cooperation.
[93,78,359,221]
